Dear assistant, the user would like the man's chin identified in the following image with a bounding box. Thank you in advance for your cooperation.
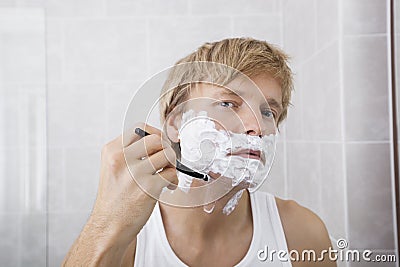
[207,172,253,191]
[186,170,254,196]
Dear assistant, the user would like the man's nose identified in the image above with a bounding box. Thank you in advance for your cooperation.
[240,106,263,136]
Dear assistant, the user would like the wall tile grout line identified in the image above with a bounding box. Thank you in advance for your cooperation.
[278,0,288,199]
[338,1,350,267]
[44,6,50,267]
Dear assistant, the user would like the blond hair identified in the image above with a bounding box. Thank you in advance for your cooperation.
[159,37,293,128]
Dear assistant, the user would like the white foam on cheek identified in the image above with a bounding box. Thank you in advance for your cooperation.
[178,110,275,213]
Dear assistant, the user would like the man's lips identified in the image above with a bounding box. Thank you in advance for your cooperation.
[228,149,261,160]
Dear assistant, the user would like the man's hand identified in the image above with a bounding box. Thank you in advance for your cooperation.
[62,123,178,267]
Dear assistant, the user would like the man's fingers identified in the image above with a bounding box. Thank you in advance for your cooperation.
[157,167,178,189]
[137,146,176,174]
[124,134,165,161]
[123,123,162,148]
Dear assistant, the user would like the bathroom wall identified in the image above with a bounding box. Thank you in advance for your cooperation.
[267,1,397,267]
[0,0,397,266]
[342,0,395,260]
[271,1,397,266]
[42,1,283,266]
[0,7,47,266]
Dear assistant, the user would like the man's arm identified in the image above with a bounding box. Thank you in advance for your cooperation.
[63,217,136,266]
[121,238,137,267]
[276,198,337,267]
[62,124,178,266]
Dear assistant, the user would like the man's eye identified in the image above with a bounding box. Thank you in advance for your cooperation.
[262,109,275,118]
[220,101,237,108]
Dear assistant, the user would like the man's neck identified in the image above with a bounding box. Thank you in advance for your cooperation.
[159,188,253,240]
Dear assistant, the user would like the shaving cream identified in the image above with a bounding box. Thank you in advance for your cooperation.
[177,110,275,214]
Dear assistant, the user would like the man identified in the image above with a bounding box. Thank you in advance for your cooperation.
[63,38,336,267]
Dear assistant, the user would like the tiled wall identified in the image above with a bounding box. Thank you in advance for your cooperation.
[44,1,283,266]
[0,7,47,266]
[263,1,396,267]
[343,0,394,255]
[0,0,397,266]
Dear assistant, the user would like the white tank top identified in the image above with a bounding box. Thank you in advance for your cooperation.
[134,191,292,267]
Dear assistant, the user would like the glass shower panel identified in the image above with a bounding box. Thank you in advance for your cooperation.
[0,8,47,266]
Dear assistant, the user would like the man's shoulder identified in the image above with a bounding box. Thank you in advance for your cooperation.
[274,197,333,256]
[275,197,326,233]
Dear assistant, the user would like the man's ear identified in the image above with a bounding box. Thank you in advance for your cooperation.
[164,108,181,143]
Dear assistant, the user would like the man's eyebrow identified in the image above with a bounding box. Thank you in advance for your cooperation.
[214,87,241,97]
[266,98,283,111]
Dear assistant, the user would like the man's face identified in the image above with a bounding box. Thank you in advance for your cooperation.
[182,73,283,136]
[159,72,282,208]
